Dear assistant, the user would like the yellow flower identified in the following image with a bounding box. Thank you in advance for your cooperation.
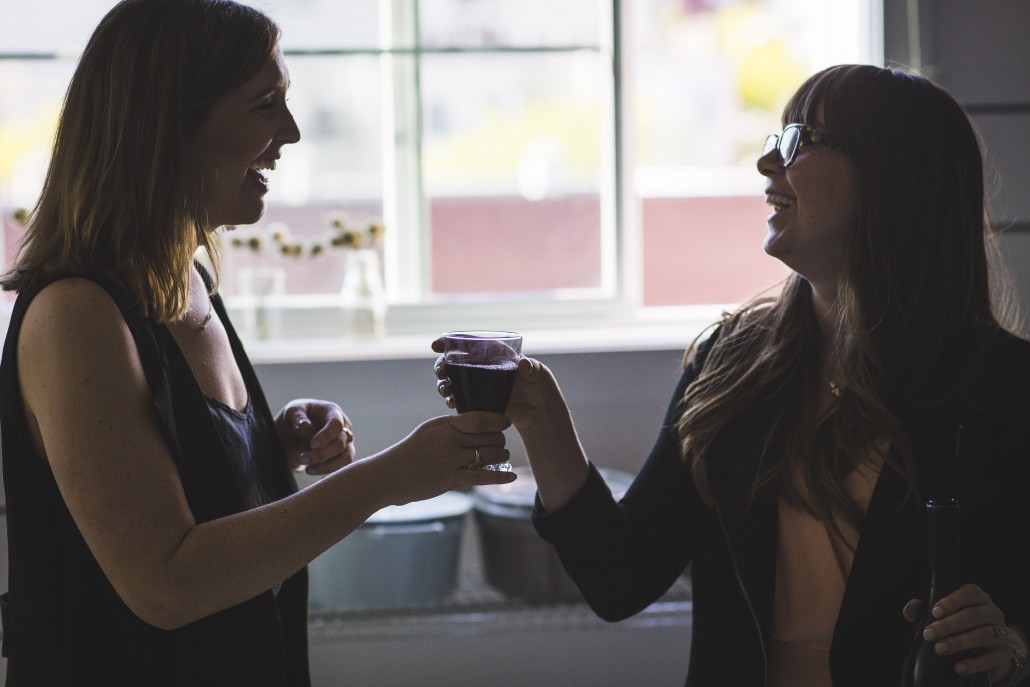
[327,228,359,249]
[367,219,386,243]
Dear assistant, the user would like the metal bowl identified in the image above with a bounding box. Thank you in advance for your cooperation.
[308,491,472,611]
[472,466,633,604]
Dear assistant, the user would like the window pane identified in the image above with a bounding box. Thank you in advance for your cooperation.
[419,0,602,48]
[421,51,610,296]
[634,0,875,306]
[0,1,109,54]
[1,59,77,304]
[250,1,382,51]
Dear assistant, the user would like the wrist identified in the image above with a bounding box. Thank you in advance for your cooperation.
[997,626,1029,687]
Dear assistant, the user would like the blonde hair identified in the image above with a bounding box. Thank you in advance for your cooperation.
[1,0,280,322]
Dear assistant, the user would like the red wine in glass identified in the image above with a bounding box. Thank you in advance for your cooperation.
[446,360,519,413]
[442,330,523,471]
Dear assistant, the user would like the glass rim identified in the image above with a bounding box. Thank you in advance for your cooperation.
[441,330,522,340]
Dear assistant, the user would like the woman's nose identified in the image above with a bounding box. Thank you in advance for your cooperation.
[756,146,780,177]
[280,106,301,145]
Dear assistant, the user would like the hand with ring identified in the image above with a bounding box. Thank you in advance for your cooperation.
[902,583,1019,683]
[466,448,485,471]
[275,398,357,476]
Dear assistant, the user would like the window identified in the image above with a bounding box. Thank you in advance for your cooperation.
[0,0,880,345]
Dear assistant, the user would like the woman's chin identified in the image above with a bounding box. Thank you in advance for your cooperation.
[229,205,267,228]
[763,230,783,259]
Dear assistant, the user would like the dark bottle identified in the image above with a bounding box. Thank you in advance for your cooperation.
[900,498,990,686]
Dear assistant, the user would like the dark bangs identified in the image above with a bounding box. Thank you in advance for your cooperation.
[780,64,889,158]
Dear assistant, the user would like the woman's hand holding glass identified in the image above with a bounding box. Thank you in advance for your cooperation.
[432,338,589,511]
[431,338,560,432]
[381,412,516,504]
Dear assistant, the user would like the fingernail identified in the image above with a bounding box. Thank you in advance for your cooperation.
[298,454,310,466]
[923,628,936,641]
[932,605,944,618]
[955,662,966,674]
[504,472,517,483]
[935,642,949,655]
[310,438,322,449]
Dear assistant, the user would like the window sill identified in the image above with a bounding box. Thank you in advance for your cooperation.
[236,305,727,364]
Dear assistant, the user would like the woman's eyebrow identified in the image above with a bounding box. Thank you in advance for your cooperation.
[249,78,291,102]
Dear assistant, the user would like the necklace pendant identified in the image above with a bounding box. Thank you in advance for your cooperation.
[829,380,842,397]
[197,309,213,331]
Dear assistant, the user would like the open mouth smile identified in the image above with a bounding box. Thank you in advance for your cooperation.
[248,159,277,184]
[766,192,795,212]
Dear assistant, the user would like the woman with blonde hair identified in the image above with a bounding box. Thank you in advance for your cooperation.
[1,1,514,684]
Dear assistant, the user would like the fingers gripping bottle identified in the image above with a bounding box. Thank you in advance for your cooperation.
[900,498,990,687]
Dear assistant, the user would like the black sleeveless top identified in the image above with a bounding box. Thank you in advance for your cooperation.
[0,268,310,686]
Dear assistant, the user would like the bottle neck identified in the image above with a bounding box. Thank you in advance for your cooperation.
[926,498,961,607]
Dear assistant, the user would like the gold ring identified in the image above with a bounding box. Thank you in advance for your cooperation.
[342,426,354,440]
[466,448,484,470]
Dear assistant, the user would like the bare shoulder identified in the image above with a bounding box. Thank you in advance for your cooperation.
[21,277,123,332]
[18,277,146,409]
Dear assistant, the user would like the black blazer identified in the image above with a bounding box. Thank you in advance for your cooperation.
[535,327,1030,687]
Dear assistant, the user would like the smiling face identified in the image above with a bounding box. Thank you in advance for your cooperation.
[185,47,300,231]
[757,117,858,294]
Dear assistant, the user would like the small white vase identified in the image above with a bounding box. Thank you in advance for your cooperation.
[237,265,286,340]
[339,248,386,338]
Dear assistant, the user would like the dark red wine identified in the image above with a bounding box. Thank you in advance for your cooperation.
[447,360,518,413]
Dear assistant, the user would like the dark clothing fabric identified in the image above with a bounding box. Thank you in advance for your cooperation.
[0,269,310,686]
[205,394,279,513]
[534,327,1030,687]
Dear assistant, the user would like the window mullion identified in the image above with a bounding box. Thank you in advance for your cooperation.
[379,0,425,304]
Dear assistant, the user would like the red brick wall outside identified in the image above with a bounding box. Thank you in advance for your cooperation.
[641,195,789,305]
[429,195,602,294]
[428,194,789,305]
[4,195,789,308]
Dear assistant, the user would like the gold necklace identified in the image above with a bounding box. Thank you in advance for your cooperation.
[829,380,842,397]
[194,300,213,331]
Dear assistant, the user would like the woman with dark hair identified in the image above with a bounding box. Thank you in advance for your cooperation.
[0,1,515,684]
[436,65,1030,686]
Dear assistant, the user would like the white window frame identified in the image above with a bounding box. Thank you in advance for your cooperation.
[0,0,884,360]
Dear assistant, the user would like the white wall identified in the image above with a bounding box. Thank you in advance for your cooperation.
[885,0,1030,336]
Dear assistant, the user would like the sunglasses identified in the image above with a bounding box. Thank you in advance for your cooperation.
[761,123,838,168]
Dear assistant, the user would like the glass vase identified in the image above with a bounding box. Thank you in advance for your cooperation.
[237,265,286,341]
[340,248,386,338]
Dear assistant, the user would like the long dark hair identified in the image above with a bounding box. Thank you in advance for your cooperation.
[2,0,281,322]
[678,65,1010,529]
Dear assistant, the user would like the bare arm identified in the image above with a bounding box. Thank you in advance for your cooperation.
[20,279,512,629]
